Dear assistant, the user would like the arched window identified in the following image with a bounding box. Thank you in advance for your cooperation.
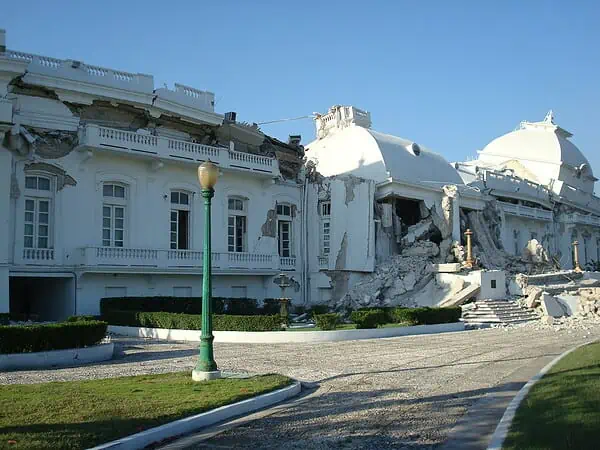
[228,196,247,253]
[102,183,127,247]
[170,190,191,250]
[276,203,293,257]
[23,175,54,249]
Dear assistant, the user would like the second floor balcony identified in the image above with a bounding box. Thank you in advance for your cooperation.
[78,124,280,177]
[498,201,554,221]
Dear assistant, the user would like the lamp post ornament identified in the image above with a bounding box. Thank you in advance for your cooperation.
[573,240,582,272]
[275,273,292,327]
[464,229,474,269]
[193,161,221,381]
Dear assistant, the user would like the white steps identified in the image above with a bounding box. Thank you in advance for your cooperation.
[462,300,539,327]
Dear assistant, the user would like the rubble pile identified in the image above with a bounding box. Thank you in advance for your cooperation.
[334,241,467,310]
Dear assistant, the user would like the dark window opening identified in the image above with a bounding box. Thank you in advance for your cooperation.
[395,198,422,227]
[491,279,497,289]
[178,210,189,249]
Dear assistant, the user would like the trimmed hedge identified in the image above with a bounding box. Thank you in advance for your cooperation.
[309,304,330,317]
[0,320,108,354]
[66,315,99,322]
[100,296,262,316]
[262,298,281,315]
[103,310,281,332]
[350,309,387,329]
[314,313,340,330]
[391,307,462,325]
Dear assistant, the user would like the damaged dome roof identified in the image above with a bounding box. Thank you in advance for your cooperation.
[305,125,463,187]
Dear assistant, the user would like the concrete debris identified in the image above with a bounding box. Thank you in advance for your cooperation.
[522,239,550,264]
[430,263,462,273]
[541,293,568,318]
[438,283,480,308]
[524,286,543,308]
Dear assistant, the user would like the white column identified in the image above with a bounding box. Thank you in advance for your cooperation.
[0,145,11,313]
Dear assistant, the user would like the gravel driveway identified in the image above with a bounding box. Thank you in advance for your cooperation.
[2,323,599,449]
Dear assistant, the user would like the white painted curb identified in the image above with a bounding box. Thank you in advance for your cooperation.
[487,340,597,450]
[0,342,114,371]
[88,380,301,450]
[108,322,464,344]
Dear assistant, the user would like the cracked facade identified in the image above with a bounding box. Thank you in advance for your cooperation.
[1,30,600,319]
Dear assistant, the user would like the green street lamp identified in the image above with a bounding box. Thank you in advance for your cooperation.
[192,160,221,381]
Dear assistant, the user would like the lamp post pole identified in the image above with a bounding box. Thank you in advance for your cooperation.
[464,229,474,269]
[193,162,221,381]
[573,240,582,272]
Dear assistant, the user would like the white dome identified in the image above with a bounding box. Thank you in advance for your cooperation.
[305,125,463,186]
[478,113,595,194]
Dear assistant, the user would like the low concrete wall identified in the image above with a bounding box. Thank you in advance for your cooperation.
[108,322,465,344]
[90,381,302,450]
[0,343,114,371]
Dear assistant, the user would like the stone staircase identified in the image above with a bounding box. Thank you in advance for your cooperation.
[461,300,539,328]
[520,271,600,295]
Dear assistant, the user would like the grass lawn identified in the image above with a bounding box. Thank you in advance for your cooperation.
[0,372,291,450]
[504,342,600,450]
[288,322,412,331]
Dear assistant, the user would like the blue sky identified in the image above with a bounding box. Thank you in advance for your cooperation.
[2,1,599,171]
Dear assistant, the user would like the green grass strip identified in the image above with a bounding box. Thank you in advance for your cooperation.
[504,342,600,450]
[0,372,291,449]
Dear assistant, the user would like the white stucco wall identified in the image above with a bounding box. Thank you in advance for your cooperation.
[0,149,10,313]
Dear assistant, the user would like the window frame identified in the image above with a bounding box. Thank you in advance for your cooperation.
[102,182,128,248]
[276,202,294,258]
[319,201,331,256]
[228,196,248,253]
[23,174,54,250]
[170,190,192,250]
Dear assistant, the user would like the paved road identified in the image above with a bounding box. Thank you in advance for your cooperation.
[160,324,600,450]
[2,323,599,449]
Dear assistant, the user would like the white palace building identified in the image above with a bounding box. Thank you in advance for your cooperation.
[1,29,600,319]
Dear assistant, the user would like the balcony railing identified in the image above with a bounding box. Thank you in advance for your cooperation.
[79,124,279,176]
[560,212,600,227]
[75,247,277,271]
[17,248,58,265]
[279,257,296,270]
[498,201,553,221]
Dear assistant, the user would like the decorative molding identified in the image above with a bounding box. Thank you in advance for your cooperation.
[24,161,77,190]
[10,171,20,198]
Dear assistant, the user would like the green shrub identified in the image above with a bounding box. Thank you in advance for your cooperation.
[100,296,202,315]
[0,320,108,354]
[309,304,330,317]
[100,296,261,316]
[391,307,462,325]
[66,315,98,322]
[358,306,395,323]
[102,310,281,332]
[262,298,281,315]
[350,309,387,329]
[220,298,259,315]
[0,313,9,325]
[314,313,340,330]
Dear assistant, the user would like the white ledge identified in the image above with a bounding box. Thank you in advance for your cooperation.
[108,322,465,344]
[0,342,114,371]
[90,381,301,450]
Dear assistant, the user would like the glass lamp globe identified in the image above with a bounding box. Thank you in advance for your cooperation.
[198,161,219,190]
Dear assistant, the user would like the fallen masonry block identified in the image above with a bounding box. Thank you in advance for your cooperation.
[541,293,569,318]
[438,283,480,307]
[525,287,543,309]
[554,294,579,316]
[430,263,461,273]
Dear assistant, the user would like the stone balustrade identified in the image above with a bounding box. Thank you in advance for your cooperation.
[498,201,554,221]
[79,124,279,176]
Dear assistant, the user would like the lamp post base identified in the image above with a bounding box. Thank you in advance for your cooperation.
[192,369,222,381]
